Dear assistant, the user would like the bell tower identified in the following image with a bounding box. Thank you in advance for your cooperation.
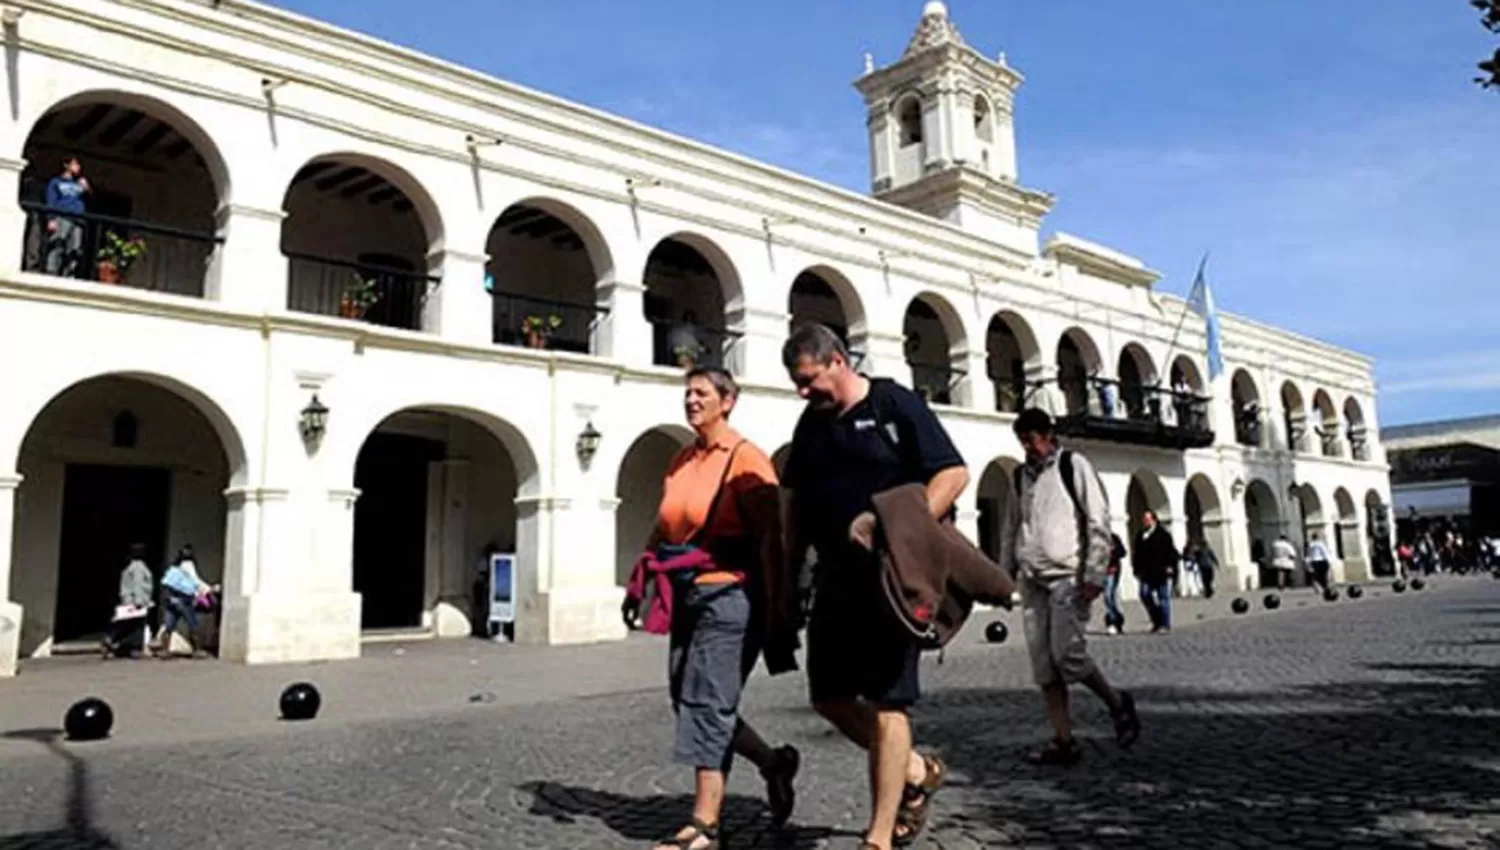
[855,2,1052,249]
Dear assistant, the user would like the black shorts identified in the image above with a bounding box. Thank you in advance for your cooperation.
[806,557,921,708]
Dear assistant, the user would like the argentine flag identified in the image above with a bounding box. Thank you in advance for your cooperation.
[1186,258,1224,381]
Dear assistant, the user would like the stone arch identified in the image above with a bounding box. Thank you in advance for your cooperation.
[985,310,1040,413]
[487,197,615,354]
[1170,356,1204,394]
[1126,470,1173,550]
[11,372,248,658]
[1117,342,1159,421]
[976,456,1022,563]
[19,90,230,295]
[973,93,994,143]
[788,265,868,353]
[1311,389,1340,457]
[1231,369,1262,447]
[1281,380,1307,453]
[347,405,540,638]
[1333,487,1362,563]
[1244,479,1281,587]
[281,152,446,331]
[614,425,694,584]
[1343,397,1370,461]
[643,232,744,371]
[1185,473,1230,574]
[1056,327,1103,416]
[903,292,968,405]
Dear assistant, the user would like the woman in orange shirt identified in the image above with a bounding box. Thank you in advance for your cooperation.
[633,367,800,850]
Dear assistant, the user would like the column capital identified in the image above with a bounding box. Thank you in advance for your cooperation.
[0,473,22,491]
[223,486,292,506]
[215,203,286,226]
[0,157,27,174]
[431,248,489,266]
[326,487,361,508]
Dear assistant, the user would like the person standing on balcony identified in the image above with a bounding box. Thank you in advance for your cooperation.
[781,323,965,849]
[1132,511,1178,634]
[43,156,91,277]
[622,367,801,850]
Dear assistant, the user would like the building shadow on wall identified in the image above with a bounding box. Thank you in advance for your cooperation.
[0,728,119,850]
[913,659,1500,848]
[518,781,845,850]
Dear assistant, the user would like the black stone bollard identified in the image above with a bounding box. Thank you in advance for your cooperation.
[64,697,113,742]
[1263,593,1281,610]
[1231,597,1250,614]
[1346,585,1364,600]
[984,621,1008,644]
[279,682,321,721]
[1392,580,1407,593]
[1410,578,1426,591]
[1324,587,1340,602]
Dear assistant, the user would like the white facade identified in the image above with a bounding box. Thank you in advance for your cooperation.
[0,0,1390,676]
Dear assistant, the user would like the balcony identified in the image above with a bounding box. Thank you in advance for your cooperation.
[909,359,964,405]
[286,252,439,332]
[492,292,609,354]
[1047,377,1214,450]
[648,316,742,370]
[21,204,221,297]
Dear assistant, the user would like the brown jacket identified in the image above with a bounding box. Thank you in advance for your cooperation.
[872,483,1016,648]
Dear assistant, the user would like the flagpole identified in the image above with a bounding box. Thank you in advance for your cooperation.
[1162,252,1209,371]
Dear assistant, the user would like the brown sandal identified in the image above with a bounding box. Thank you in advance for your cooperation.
[653,819,718,850]
[893,753,946,847]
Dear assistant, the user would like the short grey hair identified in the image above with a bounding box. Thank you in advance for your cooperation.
[782,322,849,369]
[684,366,739,409]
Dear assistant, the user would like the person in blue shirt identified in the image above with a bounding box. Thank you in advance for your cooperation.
[43,155,90,277]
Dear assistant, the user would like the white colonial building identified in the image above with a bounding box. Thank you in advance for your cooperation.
[0,0,1390,675]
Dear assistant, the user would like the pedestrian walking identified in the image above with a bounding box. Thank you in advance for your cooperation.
[152,544,213,658]
[1133,511,1178,633]
[101,543,153,659]
[780,323,965,850]
[1103,532,1127,635]
[1270,534,1298,590]
[1305,532,1333,594]
[1192,539,1219,599]
[1001,408,1141,767]
[622,367,801,850]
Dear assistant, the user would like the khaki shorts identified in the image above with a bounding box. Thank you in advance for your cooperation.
[1021,576,1097,687]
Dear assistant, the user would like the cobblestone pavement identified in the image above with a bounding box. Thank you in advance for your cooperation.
[2,578,1498,849]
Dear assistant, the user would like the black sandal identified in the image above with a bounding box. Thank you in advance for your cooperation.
[653,819,718,850]
[1024,737,1082,767]
[762,744,800,828]
[893,753,946,847]
[1112,690,1141,749]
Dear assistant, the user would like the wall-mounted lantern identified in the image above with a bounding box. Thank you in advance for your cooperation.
[299,394,329,451]
[576,420,601,470]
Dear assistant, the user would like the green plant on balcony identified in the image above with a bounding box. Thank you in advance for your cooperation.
[521,313,563,349]
[95,231,146,284]
[339,274,380,319]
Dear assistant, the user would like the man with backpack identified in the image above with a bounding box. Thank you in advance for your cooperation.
[1002,408,1141,766]
[781,323,967,850]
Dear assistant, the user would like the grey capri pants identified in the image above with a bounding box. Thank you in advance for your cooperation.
[667,578,763,771]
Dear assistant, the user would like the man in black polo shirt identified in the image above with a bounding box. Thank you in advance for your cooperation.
[781,323,969,850]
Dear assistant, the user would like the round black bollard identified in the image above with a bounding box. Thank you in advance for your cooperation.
[279,682,321,721]
[984,620,1009,644]
[1410,578,1425,591]
[63,697,113,742]
[1263,593,1281,610]
[1346,585,1364,600]
[1231,597,1249,615]
[1323,587,1340,602]
[1392,579,1406,593]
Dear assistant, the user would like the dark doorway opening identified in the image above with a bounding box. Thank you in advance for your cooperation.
[54,464,170,642]
[353,432,442,630]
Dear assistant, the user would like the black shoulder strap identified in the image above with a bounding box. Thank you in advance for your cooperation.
[1059,450,1082,517]
[691,441,746,545]
[867,379,919,480]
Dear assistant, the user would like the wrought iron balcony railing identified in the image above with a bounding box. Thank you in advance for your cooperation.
[1035,376,1215,449]
[285,252,439,332]
[648,317,743,370]
[21,203,221,297]
[492,292,609,355]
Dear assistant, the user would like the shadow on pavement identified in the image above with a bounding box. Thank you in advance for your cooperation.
[0,728,119,850]
[916,659,1500,848]
[519,780,844,849]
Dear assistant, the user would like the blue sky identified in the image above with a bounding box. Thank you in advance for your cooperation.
[276,0,1498,426]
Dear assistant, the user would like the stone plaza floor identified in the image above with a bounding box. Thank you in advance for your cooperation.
[2,579,1498,849]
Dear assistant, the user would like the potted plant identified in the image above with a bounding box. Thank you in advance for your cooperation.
[521,314,563,349]
[96,231,146,284]
[339,274,380,319]
[673,343,700,369]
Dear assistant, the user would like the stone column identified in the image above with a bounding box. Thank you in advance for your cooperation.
[431,459,471,638]
[964,349,994,413]
[205,204,287,310]
[862,330,908,382]
[0,158,28,277]
[736,305,790,384]
[512,493,628,647]
[867,107,894,193]
[598,280,652,366]
[0,473,24,677]
[1024,363,1061,416]
[423,249,491,345]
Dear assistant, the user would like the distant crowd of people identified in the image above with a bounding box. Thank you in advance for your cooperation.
[1395,521,1500,577]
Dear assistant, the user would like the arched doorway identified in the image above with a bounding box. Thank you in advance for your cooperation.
[614,426,693,584]
[487,199,613,354]
[1126,471,1172,554]
[788,267,866,359]
[1185,474,1229,579]
[985,311,1039,413]
[282,155,443,331]
[1312,390,1341,457]
[1292,483,1325,586]
[1343,398,1369,461]
[1231,370,1262,447]
[19,93,225,295]
[1057,328,1103,417]
[977,458,1021,563]
[643,235,741,371]
[1117,343,1159,421]
[1365,490,1393,576]
[12,375,243,657]
[1244,479,1280,588]
[1334,487,1362,567]
[903,294,967,405]
[351,408,530,637]
[1280,382,1306,453]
